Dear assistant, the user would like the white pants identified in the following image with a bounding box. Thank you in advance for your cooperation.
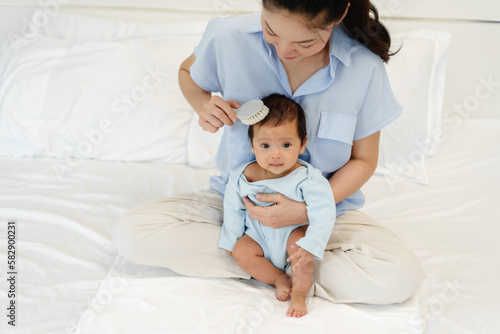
[113,189,423,304]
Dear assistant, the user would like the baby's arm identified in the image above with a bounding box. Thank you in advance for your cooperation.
[294,168,336,261]
[218,170,247,253]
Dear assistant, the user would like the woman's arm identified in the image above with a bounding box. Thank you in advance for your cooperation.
[244,131,380,228]
[328,131,380,203]
[178,53,239,133]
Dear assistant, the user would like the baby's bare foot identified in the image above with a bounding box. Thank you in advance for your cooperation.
[287,291,308,318]
[273,274,292,301]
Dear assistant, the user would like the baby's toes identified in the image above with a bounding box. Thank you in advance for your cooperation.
[296,308,307,318]
[276,287,291,301]
[286,304,308,318]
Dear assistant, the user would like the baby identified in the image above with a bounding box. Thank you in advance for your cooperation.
[218,94,336,317]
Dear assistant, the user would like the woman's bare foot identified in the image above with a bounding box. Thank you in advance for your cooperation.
[273,273,292,301]
[287,291,308,317]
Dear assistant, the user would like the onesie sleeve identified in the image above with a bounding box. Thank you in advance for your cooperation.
[218,169,246,252]
[353,59,403,140]
[295,168,336,260]
[190,18,223,93]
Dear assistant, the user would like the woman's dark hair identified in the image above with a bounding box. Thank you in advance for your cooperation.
[248,94,307,145]
[262,0,394,62]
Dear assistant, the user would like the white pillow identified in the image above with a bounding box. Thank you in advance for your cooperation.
[0,18,208,165]
[35,12,207,41]
[377,30,451,184]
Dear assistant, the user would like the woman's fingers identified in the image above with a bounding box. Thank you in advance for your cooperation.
[199,96,240,132]
[255,192,281,204]
[225,99,240,121]
[243,197,264,220]
[198,117,220,133]
[243,197,281,228]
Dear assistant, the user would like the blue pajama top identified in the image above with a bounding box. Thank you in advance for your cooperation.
[190,13,402,216]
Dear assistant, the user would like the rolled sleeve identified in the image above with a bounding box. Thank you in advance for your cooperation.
[190,18,223,93]
[354,60,402,140]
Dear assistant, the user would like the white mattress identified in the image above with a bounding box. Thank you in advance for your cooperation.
[1,119,499,333]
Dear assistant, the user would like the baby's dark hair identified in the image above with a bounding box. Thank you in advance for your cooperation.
[248,94,307,145]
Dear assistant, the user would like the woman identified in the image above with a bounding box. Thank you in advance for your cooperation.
[113,0,423,304]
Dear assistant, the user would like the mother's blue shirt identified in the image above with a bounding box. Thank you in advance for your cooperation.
[190,13,402,215]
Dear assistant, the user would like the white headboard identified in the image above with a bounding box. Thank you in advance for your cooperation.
[0,0,498,119]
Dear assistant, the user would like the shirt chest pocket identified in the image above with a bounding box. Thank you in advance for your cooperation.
[310,112,357,174]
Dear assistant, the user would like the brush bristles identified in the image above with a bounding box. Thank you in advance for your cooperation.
[240,105,270,125]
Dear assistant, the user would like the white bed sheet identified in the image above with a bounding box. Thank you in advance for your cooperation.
[71,120,500,334]
[1,119,499,334]
[0,156,422,334]
[362,119,500,333]
[74,256,420,334]
[0,158,216,333]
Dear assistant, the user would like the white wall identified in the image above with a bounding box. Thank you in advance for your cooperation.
[0,0,261,12]
[373,0,500,22]
[1,0,499,22]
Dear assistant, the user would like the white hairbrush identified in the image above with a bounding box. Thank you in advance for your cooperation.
[234,99,270,125]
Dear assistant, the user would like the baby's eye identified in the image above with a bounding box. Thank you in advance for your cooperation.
[261,144,269,149]
[283,143,291,148]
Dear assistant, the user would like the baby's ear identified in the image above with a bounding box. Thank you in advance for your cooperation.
[300,135,308,153]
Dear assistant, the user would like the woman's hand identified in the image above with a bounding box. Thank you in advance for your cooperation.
[243,193,308,229]
[198,96,240,133]
[178,53,240,133]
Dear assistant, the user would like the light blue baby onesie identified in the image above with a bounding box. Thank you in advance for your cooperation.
[218,159,336,270]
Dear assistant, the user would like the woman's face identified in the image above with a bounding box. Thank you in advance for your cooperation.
[261,8,334,64]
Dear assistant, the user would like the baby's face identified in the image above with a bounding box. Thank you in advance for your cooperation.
[251,120,306,178]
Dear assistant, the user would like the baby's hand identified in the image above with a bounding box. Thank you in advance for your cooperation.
[225,250,233,256]
[287,244,315,271]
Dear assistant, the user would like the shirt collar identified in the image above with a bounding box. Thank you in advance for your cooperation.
[247,12,263,33]
[329,24,352,67]
[247,12,273,56]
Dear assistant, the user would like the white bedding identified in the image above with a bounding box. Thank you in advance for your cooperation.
[0,156,421,334]
[1,119,499,333]
[363,119,500,333]
[1,1,499,333]
[0,157,217,333]
[74,257,420,334]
